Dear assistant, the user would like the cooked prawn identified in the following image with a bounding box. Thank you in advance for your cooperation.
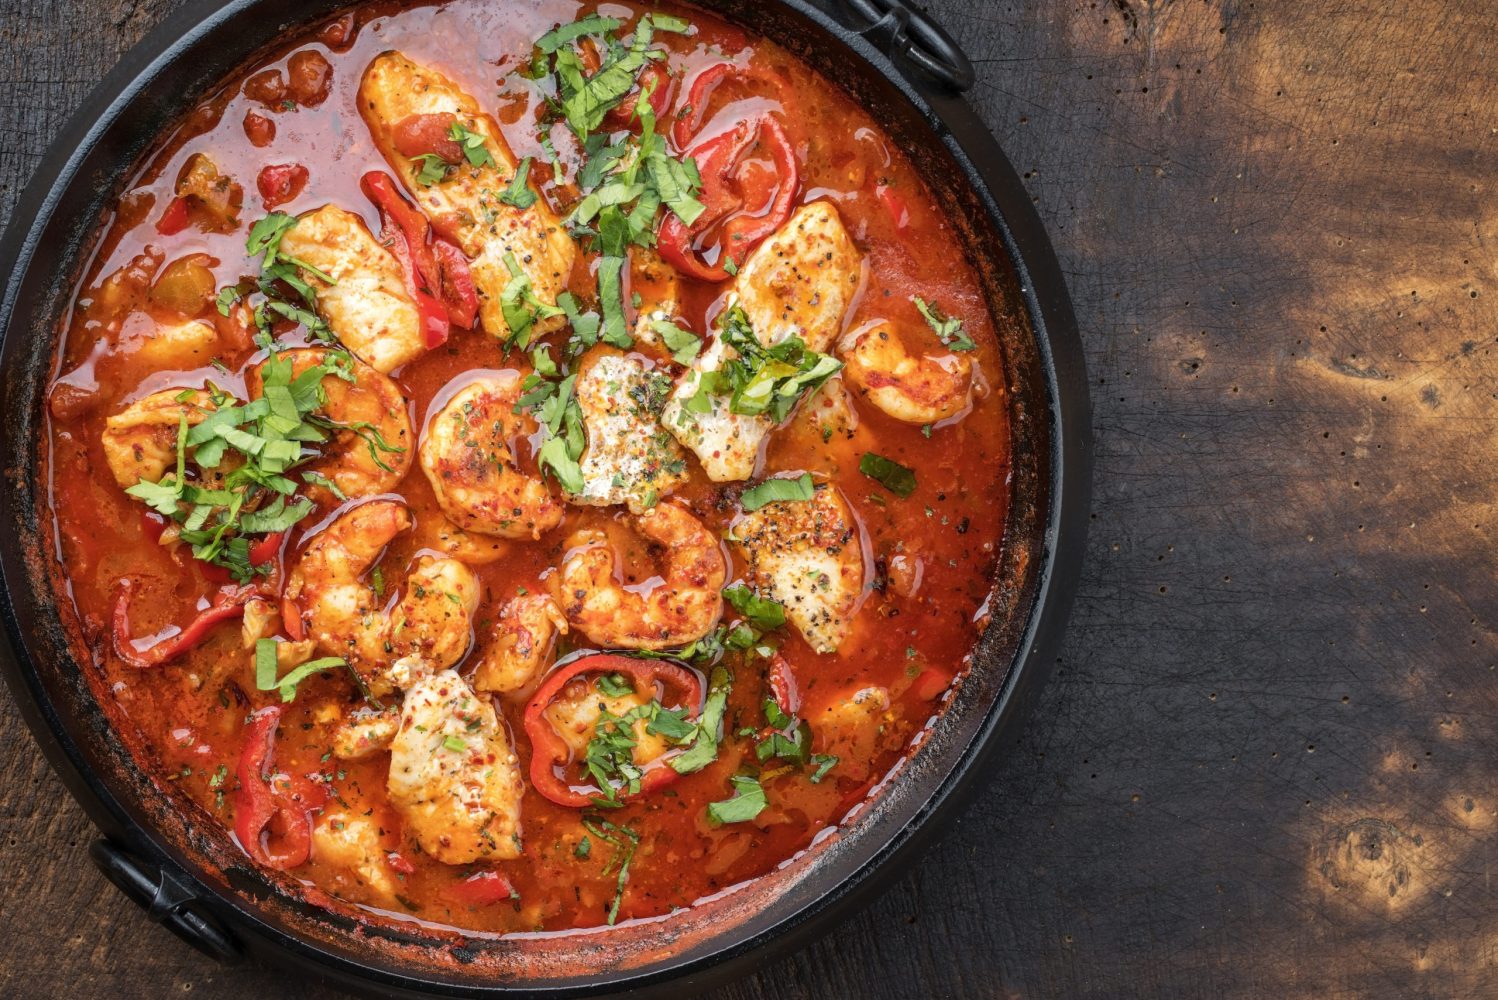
[285,498,480,694]
[841,322,974,425]
[388,668,524,864]
[417,514,510,565]
[246,347,413,501]
[418,374,563,539]
[555,502,726,650]
[101,388,225,489]
[472,593,567,695]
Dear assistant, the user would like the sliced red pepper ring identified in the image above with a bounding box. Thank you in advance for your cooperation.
[671,62,790,151]
[112,580,256,669]
[523,654,704,809]
[447,870,519,907]
[657,114,799,282]
[233,706,325,871]
[360,170,480,347]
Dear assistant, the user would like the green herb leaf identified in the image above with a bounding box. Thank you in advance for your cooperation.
[499,156,538,208]
[913,296,976,351]
[809,754,839,783]
[443,735,468,753]
[413,153,452,187]
[706,774,767,825]
[722,584,786,630]
[859,453,917,498]
[670,666,731,774]
[740,473,814,511]
[652,318,701,365]
[596,673,635,698]
[449,121,496,169]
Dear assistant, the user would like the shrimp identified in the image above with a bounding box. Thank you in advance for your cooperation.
[285,499,480,695]
[101,387,225,489]
[418,374,564,539]
[841,322,974,425]
[555,502,726,650]
[388,668,524,864]
[246,347,413,501]
[472,593,567,695]
[417,514,510,565]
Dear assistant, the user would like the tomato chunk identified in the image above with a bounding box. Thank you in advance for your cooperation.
[448,870,518,907]
[257,163,309,209]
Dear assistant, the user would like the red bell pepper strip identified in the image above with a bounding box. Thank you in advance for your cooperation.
[447,870,518,906]
[523,654,704,808]
[155,196,190,236]
[671,62,788,150]
[360,170,479,348]
[112,581,255,669]
[280,595,305,642]
[233,706,323,871]
[876,182,909,232]
[767,652,799,716]
[432,239,479,330]
[247,531,284,568]
[658,114,799,282]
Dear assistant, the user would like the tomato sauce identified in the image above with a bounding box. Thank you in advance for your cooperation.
[42,0,1012,936]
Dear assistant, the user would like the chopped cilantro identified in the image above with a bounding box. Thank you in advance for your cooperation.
[913,296,976,351]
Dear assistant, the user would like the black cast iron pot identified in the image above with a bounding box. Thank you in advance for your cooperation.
[0,0,1090,994]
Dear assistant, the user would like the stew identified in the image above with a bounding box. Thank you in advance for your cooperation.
[43,0,1013,936]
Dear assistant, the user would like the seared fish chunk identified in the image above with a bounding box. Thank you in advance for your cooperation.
[569,352,690,513]
[663,201,863,481]
[388,668,524,865]
[278,204,425,373]
[360,51,574,342]
[732,482,866,654]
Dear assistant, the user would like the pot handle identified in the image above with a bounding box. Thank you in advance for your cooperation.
[836,0,977,92]
[89,839,243,966]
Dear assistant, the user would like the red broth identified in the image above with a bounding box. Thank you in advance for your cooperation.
[43,0,1011,934]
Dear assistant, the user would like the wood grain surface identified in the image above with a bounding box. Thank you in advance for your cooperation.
[4,0,1496,996]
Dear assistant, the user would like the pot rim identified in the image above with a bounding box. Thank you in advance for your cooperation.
[0,0,1091,994]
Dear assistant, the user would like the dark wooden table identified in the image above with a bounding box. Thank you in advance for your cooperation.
[5,0,1495,995]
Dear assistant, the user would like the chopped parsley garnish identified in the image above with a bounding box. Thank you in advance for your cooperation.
[652,318,702,364]
[722,583,787,630]
[500,251,564,348]
[809,754,839,783]
[218,213,336,349]
[680,307,841,424]
[669,666,731,775]
[574,835,592,860]
[859,453,917,498]
[254,638,346,703]
[581,817,640,925]
[913,296,976,351]
[124,350,359,579]
[707,774,767,825]
[499,156,538,208]
[739,472,814,512]
[443,735,468,753]
[449,121,496,169]
[412,153,451,187]
[596,672,635,698]
[583,693,699,805]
